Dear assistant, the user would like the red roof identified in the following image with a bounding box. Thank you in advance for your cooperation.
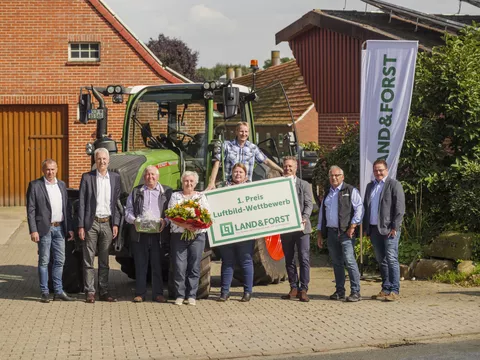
[88,0,185,83]
[234,60,314,125]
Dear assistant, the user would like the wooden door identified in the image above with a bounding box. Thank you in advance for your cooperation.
[0,105,68,206]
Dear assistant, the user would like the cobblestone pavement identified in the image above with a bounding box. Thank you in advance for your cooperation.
[0,216,479,360]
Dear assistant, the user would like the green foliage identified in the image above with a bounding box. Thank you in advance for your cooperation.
[354,236,375,267]
[195,63,251,82]
[432,263,480,286]
[300,141,321,151]
[263,57,293,69]
[470,234,480,262]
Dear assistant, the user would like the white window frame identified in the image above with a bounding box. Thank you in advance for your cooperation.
[68,42,100,62]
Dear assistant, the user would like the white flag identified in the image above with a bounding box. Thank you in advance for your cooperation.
[359,40,418,198]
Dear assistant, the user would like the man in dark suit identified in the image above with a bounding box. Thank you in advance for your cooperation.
[78,148,121,303]
[26,159,74,303]
[280,156,313,302]
[363,159,405,302]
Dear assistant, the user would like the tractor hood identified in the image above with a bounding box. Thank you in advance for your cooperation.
[108,149,180,196]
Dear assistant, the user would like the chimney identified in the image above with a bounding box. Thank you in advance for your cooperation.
[271,50,280,67]
[226,67,235,80]
[235,67,243,78]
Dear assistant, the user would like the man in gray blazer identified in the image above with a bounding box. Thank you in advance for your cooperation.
[78,148,121,303]
[26,159,74,303]
[280,156,313,302]
[363,159,405,302]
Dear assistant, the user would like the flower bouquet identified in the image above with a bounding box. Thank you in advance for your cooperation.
[165,198,212,240]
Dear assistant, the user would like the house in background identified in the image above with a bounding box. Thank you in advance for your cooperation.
[0,0,188,206]
[233,54,318,157]
[275,0,480,150]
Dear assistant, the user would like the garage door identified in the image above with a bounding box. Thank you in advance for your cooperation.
[0,105,68,206]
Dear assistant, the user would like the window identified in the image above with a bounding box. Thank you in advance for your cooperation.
[69,43,100,61]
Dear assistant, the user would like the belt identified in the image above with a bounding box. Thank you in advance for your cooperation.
[95,216,111,223]
[51,221,62,227]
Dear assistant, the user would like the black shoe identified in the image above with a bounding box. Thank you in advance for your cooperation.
[346,292,361,302]
[40,293,50,303]
[53,292,75,301]
[329,291,346,300]
[217,293,230,302]
[240,292,251,302]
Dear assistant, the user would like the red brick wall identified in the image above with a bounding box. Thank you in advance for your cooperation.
[295,107,319,144]
[0,0,173,188]
[318,113,360,149]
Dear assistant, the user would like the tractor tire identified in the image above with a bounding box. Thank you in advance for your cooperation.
[234,236,287,285]
[168,249,212,300]
[115,256,136,279]
[48,239,83,294]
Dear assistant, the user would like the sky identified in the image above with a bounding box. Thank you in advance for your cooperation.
[104,0,480,68]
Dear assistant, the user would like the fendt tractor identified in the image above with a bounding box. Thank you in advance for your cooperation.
[65,70,301,299]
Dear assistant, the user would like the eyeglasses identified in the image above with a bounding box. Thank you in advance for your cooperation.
[329,174,343,178]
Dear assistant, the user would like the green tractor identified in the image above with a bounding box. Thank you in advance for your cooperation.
[68,78,299,298]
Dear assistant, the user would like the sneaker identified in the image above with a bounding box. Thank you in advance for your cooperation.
[329,291,346,301]
[384,292,399,302]
[346,292,361,302]
[174,297,184,306]
[371,291,389,300]
[186,298,196,306]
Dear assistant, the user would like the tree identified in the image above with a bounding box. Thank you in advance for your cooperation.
[147,34,199,80]
[263,57,293,69]
[195,63,251,82]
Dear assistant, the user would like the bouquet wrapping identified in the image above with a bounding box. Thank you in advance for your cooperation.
[165,198,212,241]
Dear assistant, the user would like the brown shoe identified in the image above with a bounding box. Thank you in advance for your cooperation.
[281,288,298,300]
[153,295,167,303]
[384,292,399,302]
[99,293,117,302]
[371,291,389,300]
[133,296,144,303]
[86,293,95,304]
[299,290,310,302]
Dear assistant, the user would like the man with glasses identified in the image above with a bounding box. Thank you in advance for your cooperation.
[363,160,405,301]
[317,166,363,302]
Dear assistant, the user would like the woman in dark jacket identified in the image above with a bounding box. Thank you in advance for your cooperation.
[217,163,254,302]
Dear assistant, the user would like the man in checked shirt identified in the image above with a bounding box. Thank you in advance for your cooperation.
[207,121,283,189]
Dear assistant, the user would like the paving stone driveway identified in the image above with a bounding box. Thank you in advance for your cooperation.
[0,219,479,360]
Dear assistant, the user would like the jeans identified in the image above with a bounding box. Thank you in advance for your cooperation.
[281,231,310,291]
[219,240,254,295]
[370,226,401,294]
[131,233,163,299]
[171,232,205,299]
[326,228,361,294]
[38,225,65,294]
[83,220,112,296]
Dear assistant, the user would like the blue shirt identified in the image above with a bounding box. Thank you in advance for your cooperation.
[125,183,162,224]
[214,139,267,181]
[317,183,364,230]
[369,177,387,225]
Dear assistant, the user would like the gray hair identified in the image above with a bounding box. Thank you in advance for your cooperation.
[143,165,159,176]
[94,147,110,159]
[328,165,344,175]
[181,171,199,185]
[41,158,57,169]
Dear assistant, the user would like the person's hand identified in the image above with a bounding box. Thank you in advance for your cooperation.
[206,182,216,191]
[30,232,40,243]
[388,229,397,238]
[317,233,323,249]
[346,225,356,239]
[159,218,166,232]
[112,225,119,239]
[67,231,74,241]
[184,223,196,232]
[78,228,85,241]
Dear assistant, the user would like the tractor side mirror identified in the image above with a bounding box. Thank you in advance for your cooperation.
[223,86,239,119]
[78,93,92,124]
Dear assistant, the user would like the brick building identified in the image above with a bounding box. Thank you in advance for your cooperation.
[275,1,479,149]
[0,0,187,206]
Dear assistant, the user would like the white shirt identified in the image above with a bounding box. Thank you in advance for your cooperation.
[95,171,111,217]
[44,177,63,223]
